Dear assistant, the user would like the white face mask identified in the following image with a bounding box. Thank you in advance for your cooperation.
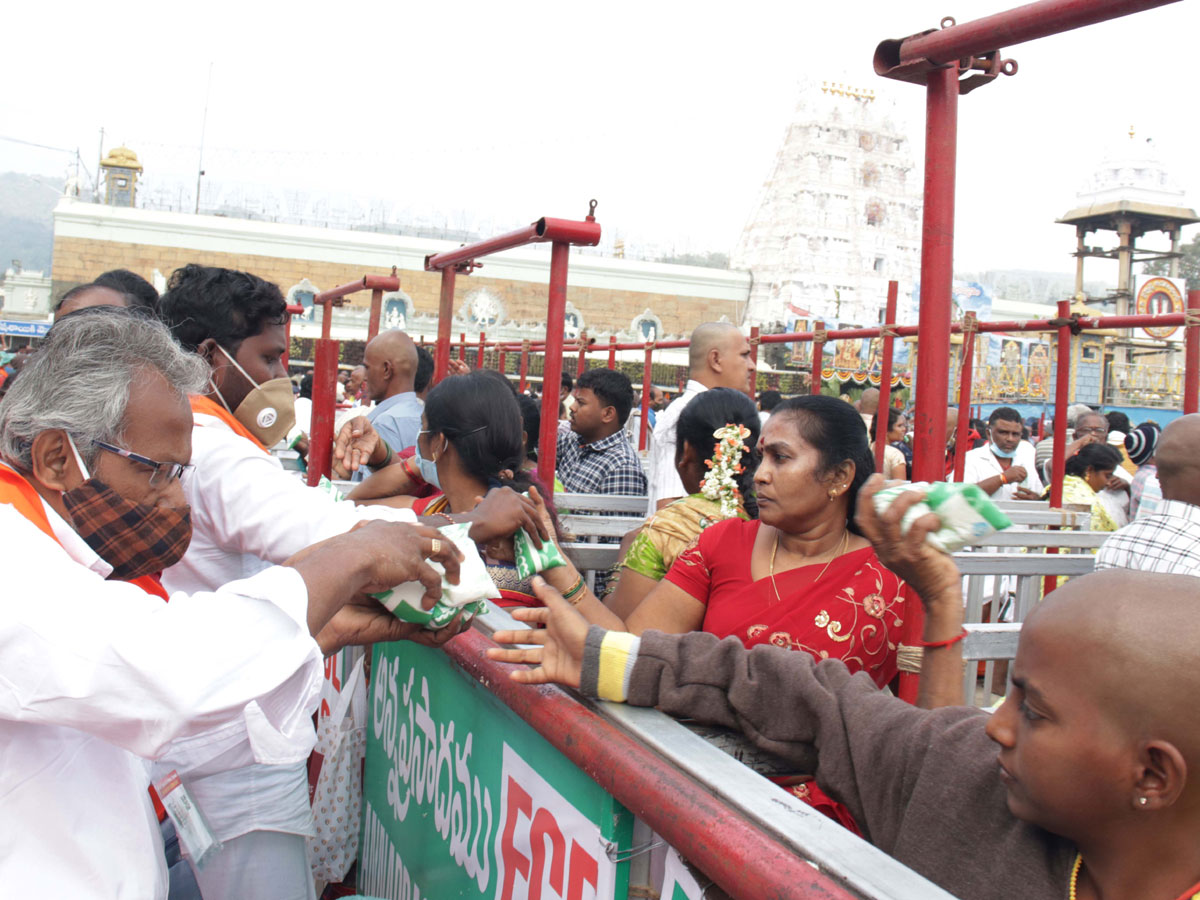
[211,345,296,447]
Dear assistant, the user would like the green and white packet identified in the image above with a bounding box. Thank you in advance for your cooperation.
[371,522,495,629]
[872,481,1012,553]
[315,476,348,501]
[513,528,567,580]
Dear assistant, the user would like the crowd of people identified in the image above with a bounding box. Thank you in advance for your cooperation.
[2,263,1198,900]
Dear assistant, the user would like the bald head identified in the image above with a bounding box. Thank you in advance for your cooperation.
[54,285,129,321]
[1154,414,1200,507]
[688,322,753,392]
[364,329,418,402]
[858,388,880,415]
[1025,571,1200,741]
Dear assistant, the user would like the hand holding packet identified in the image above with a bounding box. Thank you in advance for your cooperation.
[513,527,567,580]
[872,481,1012,553]
[371,523,496,628]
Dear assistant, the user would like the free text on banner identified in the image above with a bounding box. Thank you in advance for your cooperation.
[361,641,634,900]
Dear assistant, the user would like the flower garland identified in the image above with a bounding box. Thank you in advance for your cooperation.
[700,423,752,519]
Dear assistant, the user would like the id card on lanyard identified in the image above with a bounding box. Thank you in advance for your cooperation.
[153,769,222,868]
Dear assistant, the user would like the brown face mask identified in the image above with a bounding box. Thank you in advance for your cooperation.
[213,345,296,447]
[61,438,191,580]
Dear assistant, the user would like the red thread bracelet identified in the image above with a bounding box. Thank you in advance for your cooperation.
[919,628,968,649]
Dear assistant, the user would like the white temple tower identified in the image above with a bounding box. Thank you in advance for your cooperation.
[732,80,923,329]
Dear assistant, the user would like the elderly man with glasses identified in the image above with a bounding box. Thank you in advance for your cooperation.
[0,308,464,899]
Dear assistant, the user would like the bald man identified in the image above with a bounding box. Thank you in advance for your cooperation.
[491,568,1200,900]
[647,322,756,510]
[858,387,880,431]
[360,329,422,473]
[54,284,134,321]
[1096,413,1200,577]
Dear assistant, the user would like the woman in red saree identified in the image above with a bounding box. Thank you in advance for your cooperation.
[536,394,908,831]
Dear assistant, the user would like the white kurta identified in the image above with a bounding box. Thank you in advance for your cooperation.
[158,410,418,848]
[646,379,706,510]
[0,500,322,900]
[960,441,1043,500]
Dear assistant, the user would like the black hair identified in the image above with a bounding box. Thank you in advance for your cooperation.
[94,269,159,313]
[299,373,314,400]
[576,368,634,425]
[477,367,518,396]
[988,406,1022,427]
[969,418,988,448]
[676,388,761,517]
[1065,442,1122,478]
[1105,410,1131,434]
[758,389,782,412]
[517,393,541,461]
[158,264,287,352]
[561,371,574,392]
[770,394,875,535]
[414,345,434,393]
[425,370,531,493]
[886,406,905,432]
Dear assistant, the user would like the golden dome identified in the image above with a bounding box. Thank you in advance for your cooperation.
[100,145,143,172]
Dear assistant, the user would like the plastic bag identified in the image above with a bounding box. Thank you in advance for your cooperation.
[513,528,567,580]
[371,522,495,628]
[307,655,366,883]
[872,481,1012,553]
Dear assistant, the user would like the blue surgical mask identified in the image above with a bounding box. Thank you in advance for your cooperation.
[415,432,443,489]
[990,441,1016,459]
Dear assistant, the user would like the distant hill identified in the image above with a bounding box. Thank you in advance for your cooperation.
[0,172,63,273]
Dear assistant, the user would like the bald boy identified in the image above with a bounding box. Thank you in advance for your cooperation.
[1097,413,1200,576]
[360,329,422,472]
[648,322,756,510]
[491,568,1200,900]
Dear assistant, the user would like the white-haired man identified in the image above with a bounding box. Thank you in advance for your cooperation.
[0,308,463,899]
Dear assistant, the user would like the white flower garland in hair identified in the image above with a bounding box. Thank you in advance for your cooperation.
[699,423,752,519]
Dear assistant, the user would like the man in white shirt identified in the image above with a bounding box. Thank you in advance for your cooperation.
[158,265,541,897]
[647,322,757,511]
[1097,414,1200,577]
[961,406,1043,501]
[0,309,460,900]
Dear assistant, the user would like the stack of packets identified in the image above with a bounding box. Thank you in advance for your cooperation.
[872,482,1012,553]
[372,523,497,629]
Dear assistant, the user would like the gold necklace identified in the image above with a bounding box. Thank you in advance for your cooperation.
[1070,854,1200,900]
[769,528,850,604]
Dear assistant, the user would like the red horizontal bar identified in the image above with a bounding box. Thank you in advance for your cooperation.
[314,275,399,305]
[899,0,1177,66]
[447,630,859,900]
[424,217,602,272]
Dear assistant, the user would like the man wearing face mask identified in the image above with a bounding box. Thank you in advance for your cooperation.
[961,406,1043,501]
[156,264,544,898]
[0,309,466,899]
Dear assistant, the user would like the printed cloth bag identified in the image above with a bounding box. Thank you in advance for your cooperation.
[307,654,367,883]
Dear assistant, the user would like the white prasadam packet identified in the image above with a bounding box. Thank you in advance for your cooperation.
[872,481,1013,553]
[371,522,495,629]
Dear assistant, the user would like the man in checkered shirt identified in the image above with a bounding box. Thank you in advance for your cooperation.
[1095,414,1200,577]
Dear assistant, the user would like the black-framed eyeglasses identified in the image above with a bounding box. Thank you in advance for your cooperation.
[92,440,193,486]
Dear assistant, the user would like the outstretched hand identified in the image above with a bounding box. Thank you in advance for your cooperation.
[315,597,471,654]
[486,577,590,689]
[468,486,549,550]
[333,416,383,478]
[854,475,962,605]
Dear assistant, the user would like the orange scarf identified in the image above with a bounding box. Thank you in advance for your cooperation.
[189,394,267,452]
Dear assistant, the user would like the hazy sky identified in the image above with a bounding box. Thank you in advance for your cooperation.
[4,0,1197,279]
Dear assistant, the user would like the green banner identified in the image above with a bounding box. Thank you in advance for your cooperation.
[361,641,634,900]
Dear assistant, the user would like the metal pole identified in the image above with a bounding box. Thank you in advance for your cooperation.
[307,337,339,486]
[459,332,466,362]
[811,321,826,396]
[577,330,588,377]
[1185,290,1200,414]
[749,325,760,397]
[518,340,530,393]
[477,332,486,370]
[434,268,456,383]
[367,287,383,342]
[911,65,958,484]
[497,345,506,377]
[537,242,570,497]
[874,282,898,474]
[608,335,617,369]
[640,342,654,452]
[952,313,977,483]
[1044,299,1073,596]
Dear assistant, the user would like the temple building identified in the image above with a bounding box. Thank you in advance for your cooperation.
[731,79,923,332]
